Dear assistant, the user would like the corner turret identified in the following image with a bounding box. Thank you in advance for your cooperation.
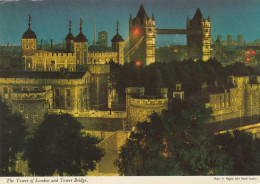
[74,18,88,66]
[22,14,37,56]
[111,21,124,65]
[65,20,75,52]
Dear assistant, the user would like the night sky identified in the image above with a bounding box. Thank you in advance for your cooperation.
[0,0,259,46]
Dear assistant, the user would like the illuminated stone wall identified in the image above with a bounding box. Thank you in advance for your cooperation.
[207,76,260,122]
[125,87,168,126]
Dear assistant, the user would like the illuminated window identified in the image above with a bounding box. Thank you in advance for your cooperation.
[25,114,29,119]
[19,104,24,112]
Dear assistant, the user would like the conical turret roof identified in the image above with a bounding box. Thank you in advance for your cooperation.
[136,4,147,20]
[111,33,124,42]
[22,14,37,39]
[65,32,74,41]
[74,32,88,42]
[111,21,124,42]
[65,20,75,41]
[22,28,37,39]
[192,8,203,21]
[189,8,205,26]
[74,18,88,42]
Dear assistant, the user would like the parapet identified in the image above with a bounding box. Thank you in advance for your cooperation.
[129,98,168,107]
[35,52,74,57]
[87,64,110,74]
[88,52,117,57]
[125,87,145,96]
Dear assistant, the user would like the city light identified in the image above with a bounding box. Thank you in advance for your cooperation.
[173,49,178,53]
[133,28,141,36]
[252,50,256,55]
[246,50,250,55]
[246,57,251,63]
[136,60,142,66]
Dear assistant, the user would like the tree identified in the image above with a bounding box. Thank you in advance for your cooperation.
[115,98,232,175]
[23,113,104,176]
[214,130,260,175]
[0,99,28,176]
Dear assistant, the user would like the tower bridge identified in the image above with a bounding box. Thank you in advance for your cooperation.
[129,5,211,65]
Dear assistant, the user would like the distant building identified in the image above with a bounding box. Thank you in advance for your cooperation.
[98,31,108,47]
[22,16,124,72]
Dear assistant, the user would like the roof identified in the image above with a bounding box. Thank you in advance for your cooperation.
[136,4,147,20]
[111,33,124,42]
[22,28,37,39]
[190,8,204,26]
[65,32,75,41]
[74,32,88,42]
[0,71,88,79]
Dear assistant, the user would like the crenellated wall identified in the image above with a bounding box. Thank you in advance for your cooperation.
[125,87,168,126]
[207,76,260,122]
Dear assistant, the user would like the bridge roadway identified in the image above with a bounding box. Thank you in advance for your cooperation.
[155,28,202,35]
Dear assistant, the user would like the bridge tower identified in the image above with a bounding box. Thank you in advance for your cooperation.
[129,4,155,66]
[186,8,211,61]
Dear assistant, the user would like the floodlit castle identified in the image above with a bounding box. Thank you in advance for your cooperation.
[22,16,125,72]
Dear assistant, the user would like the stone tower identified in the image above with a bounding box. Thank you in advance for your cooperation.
[186,8,211,61]
[74,18,88,67]
[65,20,75,52]
[129,4,155,66]
[111,21,124,65]
[22,14,37,56]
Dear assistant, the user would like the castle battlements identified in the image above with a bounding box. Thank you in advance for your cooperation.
[129,98,168,106]
[246,84,260,90]
[88,52,117,57]
[11,91,46,100]
[35,52,75,57]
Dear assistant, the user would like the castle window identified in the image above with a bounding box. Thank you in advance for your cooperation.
[55,89,60,108]
[26,45,29,49]
[49,67,52,71]
[84,88,87,95]
[3,87,7,94]
[66,89,71,108]
[32,115,38,124]
[33,44,36,49]
[19,104,24,112]
[70,67,73,72]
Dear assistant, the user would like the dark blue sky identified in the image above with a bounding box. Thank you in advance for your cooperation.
[0,0,259,46]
